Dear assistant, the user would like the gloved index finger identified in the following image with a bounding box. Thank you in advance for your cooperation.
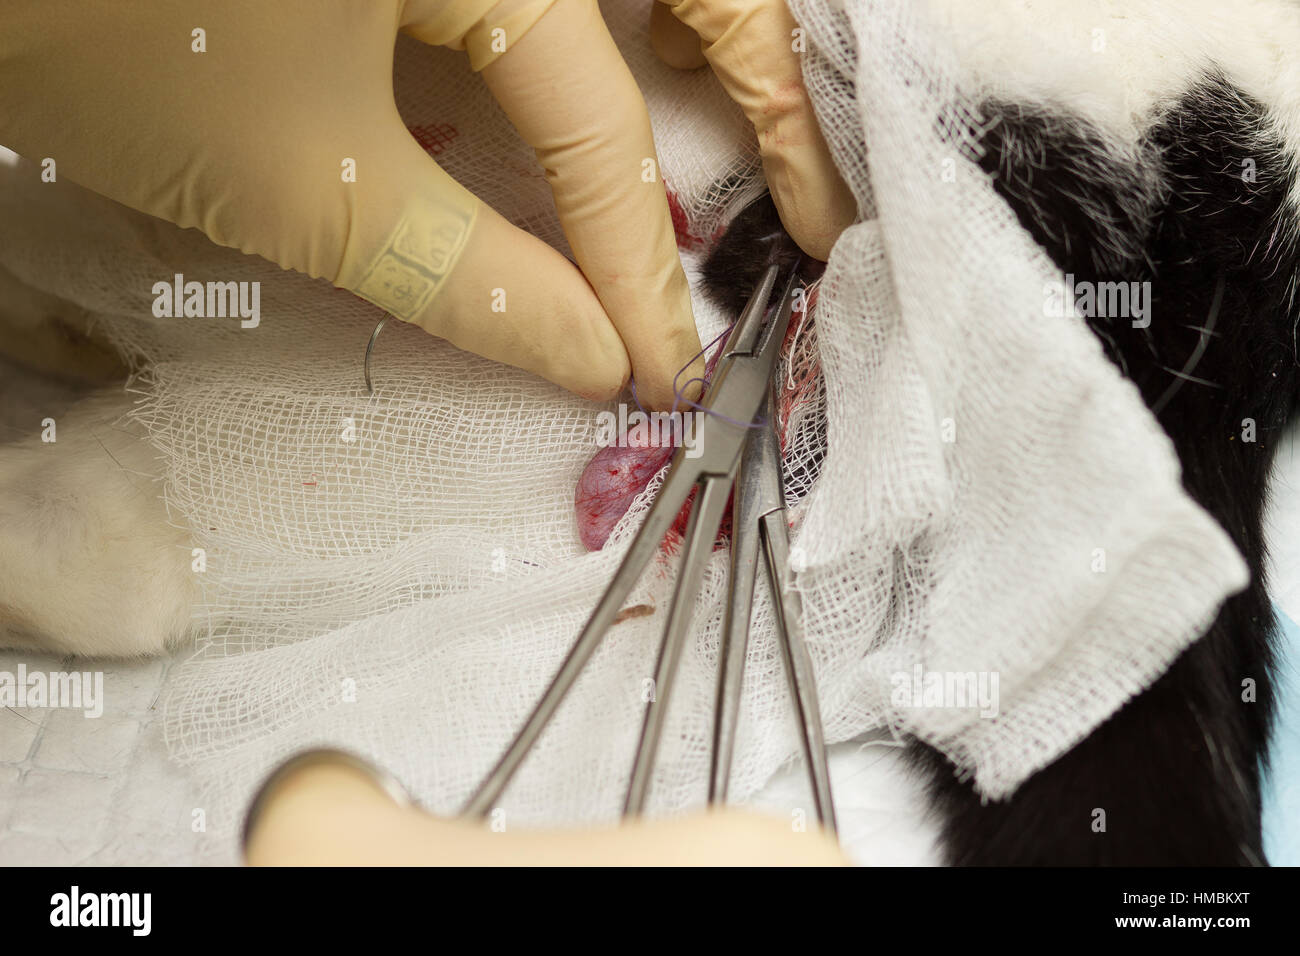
[660,0,856,261]
[475,0,703,411]
[401,0,558,70]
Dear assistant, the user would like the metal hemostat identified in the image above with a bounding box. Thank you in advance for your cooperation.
[463,257,837,834]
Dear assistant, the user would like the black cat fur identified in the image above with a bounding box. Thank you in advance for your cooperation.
[699,72,1298,865]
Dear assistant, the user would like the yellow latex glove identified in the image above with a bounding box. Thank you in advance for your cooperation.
[0,0,701,409]
[651,0,856,260]
[243,752,849,866]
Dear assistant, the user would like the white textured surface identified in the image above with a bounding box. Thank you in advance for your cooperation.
[0,358,206,865]
[0,649,205,866]
[0,643,940,866]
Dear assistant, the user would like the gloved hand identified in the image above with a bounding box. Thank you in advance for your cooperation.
[651,0,856,260]
[0,0,700,409]
[243,750,849,866]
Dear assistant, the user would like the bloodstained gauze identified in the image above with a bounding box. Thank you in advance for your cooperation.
[614,604,656,624]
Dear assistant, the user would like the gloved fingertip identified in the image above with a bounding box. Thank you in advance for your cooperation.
[788,227,835,263]
[650,1,708,70]
[770,177,857,263]
[579,366,632,404]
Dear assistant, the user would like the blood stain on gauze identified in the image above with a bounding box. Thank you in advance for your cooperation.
[614,604,656,624]
[776,284,822,436]
[664,180,725,251]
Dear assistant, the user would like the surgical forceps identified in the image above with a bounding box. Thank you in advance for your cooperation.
[462,255,837,833]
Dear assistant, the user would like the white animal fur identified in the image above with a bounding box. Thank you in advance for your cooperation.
[0,388,196,657]
[924,0,1300,216]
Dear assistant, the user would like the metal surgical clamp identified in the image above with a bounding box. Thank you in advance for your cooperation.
[462,255,837,833]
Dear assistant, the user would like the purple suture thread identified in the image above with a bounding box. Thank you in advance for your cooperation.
[627,320,769,431]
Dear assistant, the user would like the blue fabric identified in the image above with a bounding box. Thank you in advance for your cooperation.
[1264,604,1300,866]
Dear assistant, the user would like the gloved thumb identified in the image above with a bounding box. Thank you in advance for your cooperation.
[650,0,707,70]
